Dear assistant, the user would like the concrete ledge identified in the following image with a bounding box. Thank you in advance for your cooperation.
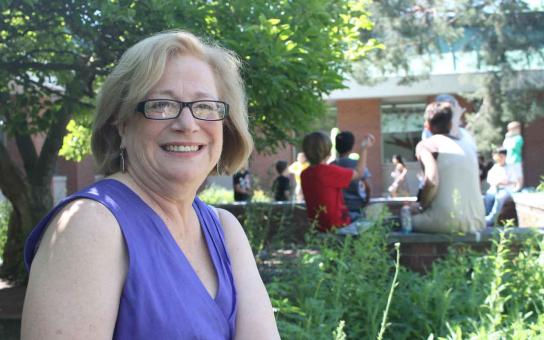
[387,226,544,244]
[386,227,544,273]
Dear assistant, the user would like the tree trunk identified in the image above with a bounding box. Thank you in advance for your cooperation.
[0,101,70,283]
[1,184,55,284]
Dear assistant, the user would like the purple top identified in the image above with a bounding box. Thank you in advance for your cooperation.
[25,179,237,339]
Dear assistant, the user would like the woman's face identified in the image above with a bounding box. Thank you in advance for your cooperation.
[122,54,223,188]
[392,156,398,164]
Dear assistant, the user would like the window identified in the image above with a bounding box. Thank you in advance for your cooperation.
[381,103,426,162]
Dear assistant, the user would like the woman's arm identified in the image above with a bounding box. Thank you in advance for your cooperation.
[21,199,127,340]
[416,144,439,210]
[217,208,280,340]
[352,134,375,181]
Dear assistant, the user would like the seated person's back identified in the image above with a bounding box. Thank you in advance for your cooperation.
[331,131,371,219]
[300,131,374,233]
[413,102,485,233]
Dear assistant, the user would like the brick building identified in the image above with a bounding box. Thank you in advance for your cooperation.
[248,72,544,196]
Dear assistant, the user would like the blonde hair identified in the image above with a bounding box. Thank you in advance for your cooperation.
[507,121,521,131]
[92,30,253,175]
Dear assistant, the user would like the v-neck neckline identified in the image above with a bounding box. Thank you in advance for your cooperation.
[105,179,222,302]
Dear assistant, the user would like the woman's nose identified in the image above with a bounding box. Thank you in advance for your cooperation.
[171,106,199,132]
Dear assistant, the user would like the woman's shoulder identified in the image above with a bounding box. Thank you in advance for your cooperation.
[23,197,127,339]
[46,198,122,246]
[213,207,246,246]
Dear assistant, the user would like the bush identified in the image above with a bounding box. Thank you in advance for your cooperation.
[198,184,234,205]
[198,185,272,205]
[536,175,544,192]
[0,201,11,262]
[261,224,544,339]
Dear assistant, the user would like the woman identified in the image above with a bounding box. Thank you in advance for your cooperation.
[22,31,280,339]
[411,102,485,233]
[388,154,409,197]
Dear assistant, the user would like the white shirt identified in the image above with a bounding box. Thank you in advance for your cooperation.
[487,163,519,192]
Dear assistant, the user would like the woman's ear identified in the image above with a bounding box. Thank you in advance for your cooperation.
[117,120,128,148]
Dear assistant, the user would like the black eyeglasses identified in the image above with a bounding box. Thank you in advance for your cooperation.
[136,99,229,121]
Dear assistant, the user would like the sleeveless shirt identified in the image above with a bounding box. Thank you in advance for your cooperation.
[413,135,485,233]
[24,179,237,339]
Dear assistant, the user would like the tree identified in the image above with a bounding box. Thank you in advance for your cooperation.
[0,0,375,281]
[356,0,544,153]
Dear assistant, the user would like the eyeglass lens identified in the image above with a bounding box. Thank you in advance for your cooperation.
[144,100,226,120]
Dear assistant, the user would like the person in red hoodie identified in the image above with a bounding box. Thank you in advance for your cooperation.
[301,131,374,235]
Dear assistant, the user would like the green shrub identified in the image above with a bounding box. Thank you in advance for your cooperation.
[262,224,544,339]
[536,175,544,192]
[0,201,11,260]
[198,184,234,205]
[251,189,272,203]
[198,185,272,205]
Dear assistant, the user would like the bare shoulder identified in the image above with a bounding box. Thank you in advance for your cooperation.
[32,199,123,261]
[416,138,431,153]
[215,208,247,247]
[22,198,127,339]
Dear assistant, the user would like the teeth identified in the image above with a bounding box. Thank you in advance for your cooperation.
[164,145,199,152]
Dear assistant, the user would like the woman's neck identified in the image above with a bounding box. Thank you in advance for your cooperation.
[110,172,197,221]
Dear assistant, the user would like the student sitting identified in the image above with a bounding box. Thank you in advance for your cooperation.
[484,148,522,226]
[412,102,485,233]
[301,131,374,235]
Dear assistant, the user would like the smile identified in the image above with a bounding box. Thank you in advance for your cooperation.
[162,145,202,152]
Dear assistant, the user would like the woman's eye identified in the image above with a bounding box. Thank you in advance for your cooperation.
[150,101,174,111]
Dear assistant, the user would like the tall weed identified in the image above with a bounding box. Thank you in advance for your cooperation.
[262,221,544,339]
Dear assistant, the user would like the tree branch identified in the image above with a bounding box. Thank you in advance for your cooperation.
[0,61,81,72]
[14,132,38,177]
[0,140,27,203]
[33,103,72,186]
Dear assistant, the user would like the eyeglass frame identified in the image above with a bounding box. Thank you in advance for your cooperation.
[135,99,229,121]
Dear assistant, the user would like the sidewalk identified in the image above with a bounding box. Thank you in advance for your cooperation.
[0,280,25,319]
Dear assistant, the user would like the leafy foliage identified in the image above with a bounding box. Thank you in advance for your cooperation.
[198,184,235,205]
[0,0,377,280]
[251,218,544,339]
[0,201,10,260]
[58,119,92,162]
[536,175,544,192]
[357,1,544,154]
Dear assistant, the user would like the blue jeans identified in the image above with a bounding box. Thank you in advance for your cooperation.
[484,187,512,226]
[336,219,374,235]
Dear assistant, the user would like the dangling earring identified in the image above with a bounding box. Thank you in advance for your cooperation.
[120,148,126,173]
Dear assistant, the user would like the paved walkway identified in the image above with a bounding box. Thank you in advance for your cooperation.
[0,280,25,319]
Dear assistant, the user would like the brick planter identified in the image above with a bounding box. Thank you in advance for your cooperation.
[512,192,544,227]
[387,227,544,273]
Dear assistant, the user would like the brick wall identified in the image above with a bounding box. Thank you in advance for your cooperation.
[250,144,296,191]
[524,116,544,187]
[336,98,383,196]
[56,155,96,195]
